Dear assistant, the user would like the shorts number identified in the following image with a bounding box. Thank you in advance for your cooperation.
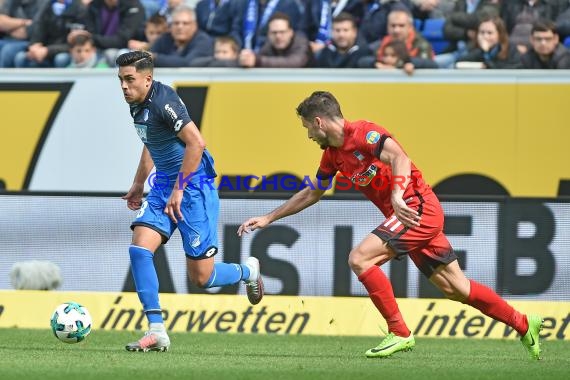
[136,201,148,218]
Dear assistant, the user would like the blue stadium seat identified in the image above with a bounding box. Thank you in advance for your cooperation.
[564,36,570,48]
[414,18,423,32]
[422,18,449,55]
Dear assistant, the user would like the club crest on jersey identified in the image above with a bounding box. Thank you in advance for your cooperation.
[366,131,381,144]
[164,104,178,121]
[353,151,365,161]
[143,108,150,121]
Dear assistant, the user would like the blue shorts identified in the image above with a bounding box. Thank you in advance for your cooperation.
[131,185,219,259]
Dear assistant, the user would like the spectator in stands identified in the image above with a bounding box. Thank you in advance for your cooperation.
[456,15,522,68]
[140,0,167,20]
[231,0,302,50]
[556,5,570,41]
[239,11,313,67]
[151,5,214,66]
[411,0,455,19]
[370,8,438,68]
[127,13,169,51]
[521,19,570,68]
[301,0,361,54]
[438,0,500,68]
[0,0,42,67]
[500,0,566,54]
[158,0,184,25]
[357,0,413,51]
[67,34,108,67]
[191,35,241,66]
[14,0,87,68]
[67,0,145,66]
[195,0,236,38]
[376,38,415,73]
[315,12,371,68]
[410,0,439,19]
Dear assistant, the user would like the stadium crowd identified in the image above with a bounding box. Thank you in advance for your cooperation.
[1,0,569,71]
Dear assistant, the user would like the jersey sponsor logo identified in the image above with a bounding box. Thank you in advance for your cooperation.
[164,104,178,120]
[134,123,148,142]
[350,164,377,186]
[365,131,381,144]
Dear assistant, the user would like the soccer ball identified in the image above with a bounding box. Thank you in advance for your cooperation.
[50,302,92,343]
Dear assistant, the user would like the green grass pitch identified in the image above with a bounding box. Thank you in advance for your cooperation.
[0,329,568,380]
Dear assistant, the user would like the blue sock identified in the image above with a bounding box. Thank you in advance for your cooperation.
[203,263,250,288]
[129,245,163,324]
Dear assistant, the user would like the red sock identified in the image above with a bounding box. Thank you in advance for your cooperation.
[466,280,528,335]
[358,266,410,337]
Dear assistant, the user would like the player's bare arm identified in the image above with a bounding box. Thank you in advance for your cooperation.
[237,177,331,236]
[164,121,205,223]
[378,138,420,228]
[123,146,154,210]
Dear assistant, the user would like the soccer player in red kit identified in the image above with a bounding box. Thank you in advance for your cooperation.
[237,91,543,359]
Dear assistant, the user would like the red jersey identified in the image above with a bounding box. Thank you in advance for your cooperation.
[317,120,433,216]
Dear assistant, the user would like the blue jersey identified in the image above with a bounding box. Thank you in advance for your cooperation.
[129,81,220,258]
[129,80,216,191]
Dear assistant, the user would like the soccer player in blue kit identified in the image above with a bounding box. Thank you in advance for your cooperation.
[116,50,264,352]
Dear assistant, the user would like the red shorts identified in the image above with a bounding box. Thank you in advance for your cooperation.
[372,192,457,278]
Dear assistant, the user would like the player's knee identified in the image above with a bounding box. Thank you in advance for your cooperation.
[348,248,372,274]
[188,273,211,288]
[347,249,361,271]
[440,286,465,301]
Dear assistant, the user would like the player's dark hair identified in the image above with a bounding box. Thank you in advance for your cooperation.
[115,50,154,72]
[296,91,343,121]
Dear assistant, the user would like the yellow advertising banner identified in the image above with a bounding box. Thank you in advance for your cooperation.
[1,291,568,340]
[184,82,569,197]
[2,80,567,196]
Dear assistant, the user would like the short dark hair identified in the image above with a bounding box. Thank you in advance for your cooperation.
[147,13,167,27]
[268,12,292,29]
[69,34,95,48]
[115,50,153,72]
[532,19,558,35]
[384,40,410,61]
[215,36,239,53]
[333,12,357,29]
[296,91,343,120]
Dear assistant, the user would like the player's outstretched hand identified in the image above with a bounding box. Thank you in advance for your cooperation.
[391,197,421,228]
[164,189,184,223]
[237,216,271,237]
[122,183,144,210]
